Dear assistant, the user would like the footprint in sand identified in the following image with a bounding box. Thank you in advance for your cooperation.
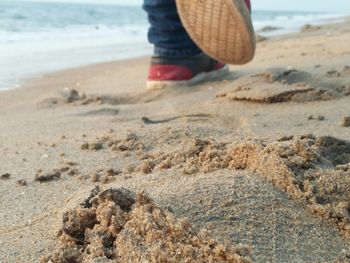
[326,66,350,78]
[217,67,350,103]
[37,88,168,108]
[141,113,212,125]
[77,108,120,117]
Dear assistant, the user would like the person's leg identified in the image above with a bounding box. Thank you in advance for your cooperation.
[143,0,228,90]
[143,0,201,58]
[143,0,255,90]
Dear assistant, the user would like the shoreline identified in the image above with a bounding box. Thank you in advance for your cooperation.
[1,14,347,92]
[0,39,152,91]
[254,13,347,36]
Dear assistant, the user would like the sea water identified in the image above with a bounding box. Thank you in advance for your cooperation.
[0,1,345,90]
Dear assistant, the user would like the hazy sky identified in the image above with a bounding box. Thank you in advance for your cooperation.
[18,0,350,12]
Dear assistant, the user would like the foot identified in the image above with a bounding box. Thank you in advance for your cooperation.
[175,0,255,65]
[146,53,229,90]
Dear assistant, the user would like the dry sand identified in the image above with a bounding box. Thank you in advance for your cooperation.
[1,18,350,263]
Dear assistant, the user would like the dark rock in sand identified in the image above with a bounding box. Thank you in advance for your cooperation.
[341,117,350,127]
[277,135,294,142]
[341,65,350,77]
[17,179,27,186]
[91,142,104,151]
[327,69,341,78]
[81,142,103,151]
[81,143,89,150]
[1,173,11,179]
[301,24,321,33]
[35,170,61,182]
[259,26,282,32]
[308,115,325,121]
[60,88,85,103]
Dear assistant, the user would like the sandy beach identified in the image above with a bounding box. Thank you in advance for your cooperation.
[0,17,350,262]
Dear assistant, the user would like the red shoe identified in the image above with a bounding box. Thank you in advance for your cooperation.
[146,53,229,90]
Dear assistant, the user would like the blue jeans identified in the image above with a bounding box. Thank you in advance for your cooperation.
[143,0,202,57]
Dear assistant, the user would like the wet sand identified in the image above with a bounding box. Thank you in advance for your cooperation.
[0,18,350,262]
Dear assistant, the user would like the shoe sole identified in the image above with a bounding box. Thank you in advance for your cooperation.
[146,65,230,90]
[175,0,256,65]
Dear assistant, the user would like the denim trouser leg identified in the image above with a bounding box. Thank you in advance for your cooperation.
[143,0,202,57]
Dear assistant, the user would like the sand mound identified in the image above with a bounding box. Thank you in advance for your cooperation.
[62,130,350,239]
[136,139,230,175]
[80,132,145,153]
[228,135,350,238]
[217,68,350,103]
[122,135,350,238]
[42,188,250,263]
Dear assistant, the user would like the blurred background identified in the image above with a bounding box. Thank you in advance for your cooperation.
[0,0,349,90]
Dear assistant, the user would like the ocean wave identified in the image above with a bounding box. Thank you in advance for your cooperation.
[0,1,345,43]
[11,14,26,20]
[252,12,345,34]
[0,1,147,33]
[0,24,148,44]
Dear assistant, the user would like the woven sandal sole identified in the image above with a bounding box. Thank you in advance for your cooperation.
[175,0,255,65]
